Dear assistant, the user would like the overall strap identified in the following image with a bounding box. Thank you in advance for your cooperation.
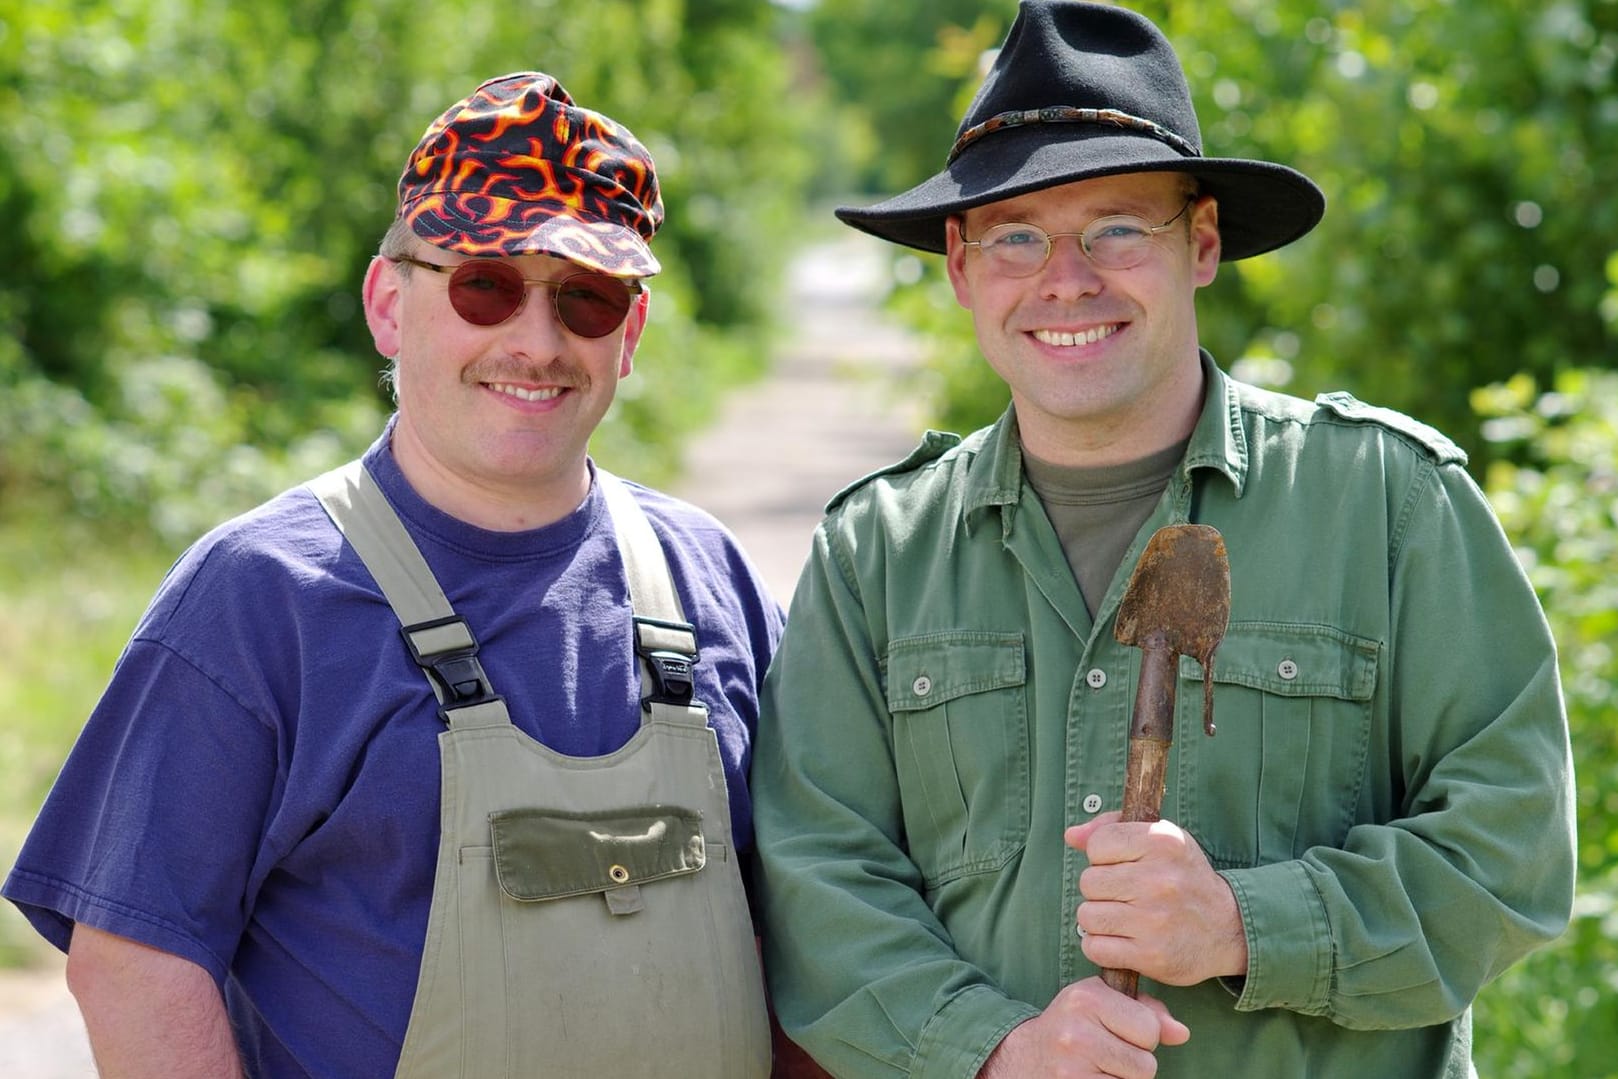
[596,472,704,717]
[308,461,506,729]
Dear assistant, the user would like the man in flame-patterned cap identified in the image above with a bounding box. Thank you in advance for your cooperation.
[750,4,1573,1078]
[6,73,784,1077]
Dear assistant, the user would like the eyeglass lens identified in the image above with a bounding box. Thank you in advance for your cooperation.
[445,261,635,338]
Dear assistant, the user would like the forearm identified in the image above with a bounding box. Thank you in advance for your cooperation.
[67,923,243,1079]
[1229,470,1575,1026]
[753,538,1033,1077]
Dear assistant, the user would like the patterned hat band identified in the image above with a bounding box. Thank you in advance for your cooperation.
[947,106,1201,165]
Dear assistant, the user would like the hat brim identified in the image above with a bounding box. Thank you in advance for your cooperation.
[836,128,1323,263]
[406,194,661,277]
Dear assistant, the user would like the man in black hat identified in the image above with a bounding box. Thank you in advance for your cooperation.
[751,3,1574,1077]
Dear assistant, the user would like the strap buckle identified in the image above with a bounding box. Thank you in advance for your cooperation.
[401,616,501,720]
[633,616,700,709]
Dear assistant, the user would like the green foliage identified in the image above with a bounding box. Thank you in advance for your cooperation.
[0,0,814,540]
[803,0,1014,196]
[1472,368,1618,1077]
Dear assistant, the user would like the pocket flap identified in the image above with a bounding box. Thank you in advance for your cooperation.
[885,631,1026,712]
[1180,621,1379,701]
[489,806,706,902]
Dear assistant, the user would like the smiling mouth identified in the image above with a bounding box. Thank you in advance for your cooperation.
[1032,324,1121,347]
[487,382,564,402]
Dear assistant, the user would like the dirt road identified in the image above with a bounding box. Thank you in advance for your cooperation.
[671,231,926,601]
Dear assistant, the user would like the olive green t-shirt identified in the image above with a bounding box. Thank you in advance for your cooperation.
[1021,438,1188,617]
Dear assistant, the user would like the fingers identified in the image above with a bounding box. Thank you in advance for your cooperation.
[985,979,1188,1079]
[1064,809,1121,852]
[1069,817,1246,985]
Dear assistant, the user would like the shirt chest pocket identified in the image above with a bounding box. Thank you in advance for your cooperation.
[1175,621,1379,869]
[885,632,1029,889]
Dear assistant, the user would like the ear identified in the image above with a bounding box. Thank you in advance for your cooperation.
[363,257,404,358]
[1190,195,1221,287]
[944,216,974,309]
[617,288,651,379]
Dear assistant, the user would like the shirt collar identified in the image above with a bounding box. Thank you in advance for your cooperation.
[962,350,1249,521]
[1184,351,1249,497]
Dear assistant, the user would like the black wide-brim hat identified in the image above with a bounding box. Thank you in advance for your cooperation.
[837,0,1325,262]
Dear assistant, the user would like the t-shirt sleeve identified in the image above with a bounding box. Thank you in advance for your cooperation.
[5,638,279,985]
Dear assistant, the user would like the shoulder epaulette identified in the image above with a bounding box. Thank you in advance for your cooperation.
[1314,391,1467,466]
[825,430,963,512]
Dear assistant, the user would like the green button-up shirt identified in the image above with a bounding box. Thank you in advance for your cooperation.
[751,357,1574,1078]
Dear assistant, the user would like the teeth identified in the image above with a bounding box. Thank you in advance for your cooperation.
[1033,325,1119,347]
[489,382,563,402]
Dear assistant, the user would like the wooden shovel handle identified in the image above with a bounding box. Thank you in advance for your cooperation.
[1099,733,1172,998]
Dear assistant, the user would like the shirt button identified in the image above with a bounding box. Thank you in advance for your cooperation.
[1277,659,1299,681]
[1085,668,1107,689]
[912,675,933,697]
[1082,794,1103,814]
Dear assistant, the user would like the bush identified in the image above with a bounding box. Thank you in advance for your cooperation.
[1472,368,1618,1077]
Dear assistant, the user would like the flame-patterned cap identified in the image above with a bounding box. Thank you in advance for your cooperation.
[397,72,663,276]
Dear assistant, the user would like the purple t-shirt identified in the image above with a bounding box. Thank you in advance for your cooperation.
[3,427,784,1077]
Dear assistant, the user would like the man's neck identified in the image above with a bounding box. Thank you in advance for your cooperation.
[1016,358,1206,469]
[388,429,592,533]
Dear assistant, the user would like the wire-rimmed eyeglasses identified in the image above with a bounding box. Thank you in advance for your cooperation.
[961,198,1197,277]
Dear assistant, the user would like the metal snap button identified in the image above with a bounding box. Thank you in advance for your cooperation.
[609,864,630,884]
[1085,668,1107,689]
[1082,793,1103,814]
[1278,659,1299,681]
[912,675,933,697]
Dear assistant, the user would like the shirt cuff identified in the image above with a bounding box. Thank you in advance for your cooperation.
[1220,861,1333,1016]
[911,983,1040,1079]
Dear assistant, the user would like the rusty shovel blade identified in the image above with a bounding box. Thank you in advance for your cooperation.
[1114,523,1231,739]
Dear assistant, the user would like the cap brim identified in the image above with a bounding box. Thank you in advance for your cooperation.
[406,194,661,276]
[836,129,1323,262]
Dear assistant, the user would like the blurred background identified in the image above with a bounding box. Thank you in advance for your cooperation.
[2,1,1615,1074]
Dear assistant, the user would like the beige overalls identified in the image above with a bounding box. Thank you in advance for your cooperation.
[310,462,771,1078]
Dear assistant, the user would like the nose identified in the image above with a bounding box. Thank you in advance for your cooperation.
[494,283,568,358]
[1038,234,1104,299]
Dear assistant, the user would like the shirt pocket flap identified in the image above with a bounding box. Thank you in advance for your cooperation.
[885,631,1026,712]
[489,806,706,902]
[1181,622,1379,701]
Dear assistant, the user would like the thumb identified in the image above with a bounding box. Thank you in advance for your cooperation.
[1065,810,1122,852]
[1141,994,1191,1047]
[1159,1011,1192,1047]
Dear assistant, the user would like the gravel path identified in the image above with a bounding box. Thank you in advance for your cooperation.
[0,230,926,1074]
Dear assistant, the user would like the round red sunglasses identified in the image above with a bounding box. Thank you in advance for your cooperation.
[392,256,643,338]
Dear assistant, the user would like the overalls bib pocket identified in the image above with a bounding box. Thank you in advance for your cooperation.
[490,805,706,907]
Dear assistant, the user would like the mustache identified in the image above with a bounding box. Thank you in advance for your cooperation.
[462,358,583,388]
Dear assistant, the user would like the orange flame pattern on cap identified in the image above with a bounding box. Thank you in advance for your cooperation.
[397,73,662,276]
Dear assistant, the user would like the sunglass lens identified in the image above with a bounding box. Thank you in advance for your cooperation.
[554,275,634,338]
[447,261,526,325]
